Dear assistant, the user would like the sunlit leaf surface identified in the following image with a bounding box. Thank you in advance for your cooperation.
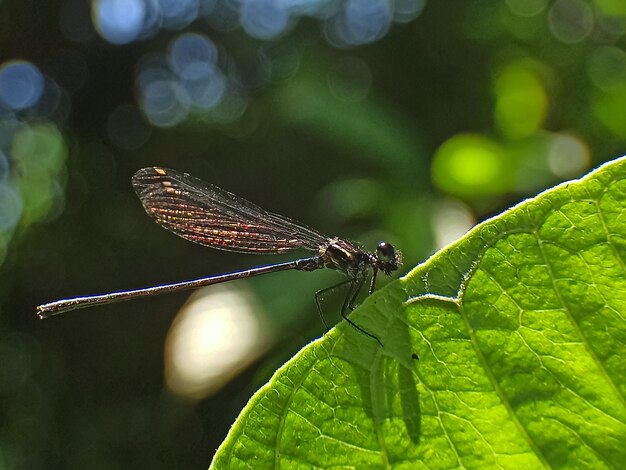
[211,156,626,469]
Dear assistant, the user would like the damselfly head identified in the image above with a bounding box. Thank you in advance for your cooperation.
[375,241,402,275]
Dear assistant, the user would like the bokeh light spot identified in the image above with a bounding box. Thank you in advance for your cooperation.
[165,286,270,399]
[93,0,145,45]
[137,42,230,123]
[494,63,547,139]
[320,178,382,221]
[0,183,22,230]
[432,198,476,249]
[204,0,240,32]
[11,124,67,226]
[548,0,594,44]
[141,80,190,127]
[432,134,509,196]
[12,124,66,173]
[158,0,200,30]
[261,42,301,82]
[448,149,499,185]
[240,0,290,39]
[345,0,392,44]
[170,33,218,80]
[393,0,426,23]
[136,0,163,40]
[182,71,226,109]
[136,53,174,91]
[587,46,626,91]
[35,78,72,124]
[209,86,248,122]
[327,0,392,46]
[0,61,45,111]
[547,133,589,178]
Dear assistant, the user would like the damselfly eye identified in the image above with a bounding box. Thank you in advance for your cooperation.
[376,241,396,263]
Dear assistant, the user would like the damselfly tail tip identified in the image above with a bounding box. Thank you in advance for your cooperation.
[36,303,58,320]
[36,305,48,320]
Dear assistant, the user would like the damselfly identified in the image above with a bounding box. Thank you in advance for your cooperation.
[37,167,402,346]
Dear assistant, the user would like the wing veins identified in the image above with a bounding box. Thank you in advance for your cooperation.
[132,167,330,254]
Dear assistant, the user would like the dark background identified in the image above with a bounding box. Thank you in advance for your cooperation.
[1,0,625,468]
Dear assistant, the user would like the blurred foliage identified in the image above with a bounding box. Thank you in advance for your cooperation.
[0,0,624,468]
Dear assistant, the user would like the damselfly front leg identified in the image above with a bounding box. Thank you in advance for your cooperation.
[313,274,382,346]
[340,273,383,347]
[314,277,354,331]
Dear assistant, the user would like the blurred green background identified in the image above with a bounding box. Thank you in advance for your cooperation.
[1,0,625,468]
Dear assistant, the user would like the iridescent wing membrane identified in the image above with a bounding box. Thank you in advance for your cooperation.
[132,167,330,254]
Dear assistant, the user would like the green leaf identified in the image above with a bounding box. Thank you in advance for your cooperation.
[210,157,626,469]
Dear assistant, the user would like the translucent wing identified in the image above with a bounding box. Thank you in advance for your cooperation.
[132,167,330,254]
